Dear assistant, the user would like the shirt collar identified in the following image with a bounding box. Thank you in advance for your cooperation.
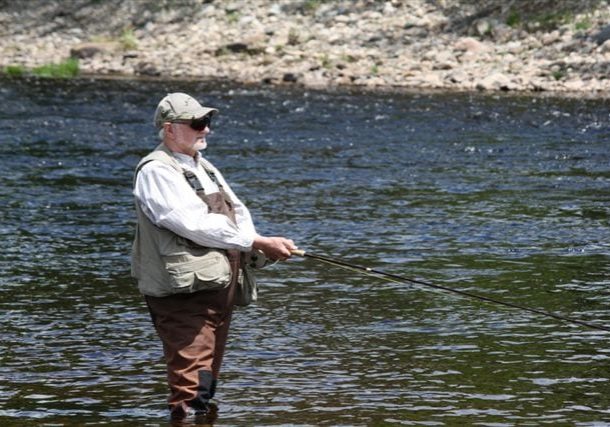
[172,151,201,167]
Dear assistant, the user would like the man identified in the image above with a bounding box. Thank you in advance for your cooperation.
[131,92,296,420]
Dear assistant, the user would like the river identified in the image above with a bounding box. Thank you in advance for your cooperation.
[0,77,609,425]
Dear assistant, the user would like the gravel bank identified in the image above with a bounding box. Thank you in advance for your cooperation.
[2,0,610,95]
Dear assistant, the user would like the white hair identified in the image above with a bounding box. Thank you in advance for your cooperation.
[158,127,165,140]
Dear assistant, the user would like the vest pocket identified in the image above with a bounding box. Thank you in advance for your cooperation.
[163,249,232,293]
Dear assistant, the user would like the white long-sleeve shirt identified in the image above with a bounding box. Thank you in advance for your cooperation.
[133,151,256,252]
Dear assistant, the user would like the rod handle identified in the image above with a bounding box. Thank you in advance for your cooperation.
[291,249,306,257]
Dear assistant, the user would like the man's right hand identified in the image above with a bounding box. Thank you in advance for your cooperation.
[252,236,297,261]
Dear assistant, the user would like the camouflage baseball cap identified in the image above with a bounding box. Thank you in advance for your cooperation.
[153,92,218,129]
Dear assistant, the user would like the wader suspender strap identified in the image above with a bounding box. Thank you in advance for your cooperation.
[199,161,224,190]
[183,170,204,192]
[135,160,154,176]
[183,159,224,191]
[183,162,234,212]
[134,159,157,186]
[135,157,222,193]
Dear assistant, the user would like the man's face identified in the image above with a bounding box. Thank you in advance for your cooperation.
[166,120,210,156]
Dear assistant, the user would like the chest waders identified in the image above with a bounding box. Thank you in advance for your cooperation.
[144,166,240,419]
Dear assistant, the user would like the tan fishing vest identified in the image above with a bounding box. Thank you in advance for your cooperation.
[131,144,240,297]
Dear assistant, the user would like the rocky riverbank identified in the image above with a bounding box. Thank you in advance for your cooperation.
[2,0,610,95]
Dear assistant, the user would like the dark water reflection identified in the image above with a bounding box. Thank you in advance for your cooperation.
[0,77,609,425]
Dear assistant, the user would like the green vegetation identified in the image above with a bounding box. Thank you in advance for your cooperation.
[321,54,332,69]
[90,27,137,50]
[461,1,603,33]
[2,58,79,79]
[575,17,592,31]
[506,11,521,27]
[531,11,574,31]
[503,6,574,31]
[33,58,79,78]
[287,28,300,46]
[226,10,239,24]
[119,28,138,50]
[3,65,25,77]
[303,0,323,13]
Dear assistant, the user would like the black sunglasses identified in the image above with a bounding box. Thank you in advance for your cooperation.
[174,115,212,131]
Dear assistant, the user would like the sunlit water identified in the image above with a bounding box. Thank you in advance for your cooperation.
[0,77,609,426]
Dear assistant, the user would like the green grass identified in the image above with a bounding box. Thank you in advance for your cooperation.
[2,58,80,78]
[552,70,566,81]
[32,58,79,78]
[303,0,322,12]
[321,54,331,69]
[3,64,25,77]
[120,28,138,50]
[534,11,573,31]
[575,17,592,31]
[505,5,594,32]
[506,11,521,27]
[226,10,239,24]
[341,54,357,63]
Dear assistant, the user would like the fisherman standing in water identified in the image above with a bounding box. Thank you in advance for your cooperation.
[131,92,296,421]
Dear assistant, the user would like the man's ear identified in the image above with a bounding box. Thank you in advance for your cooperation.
[164,122,174,139]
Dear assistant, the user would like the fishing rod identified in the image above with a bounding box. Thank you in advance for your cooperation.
[290,249,610,333]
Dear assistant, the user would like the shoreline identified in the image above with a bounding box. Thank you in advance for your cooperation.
[5,71,608,101]
[2,1,610,98]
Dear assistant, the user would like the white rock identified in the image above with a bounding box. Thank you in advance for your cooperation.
[476,72,514,91]
[268,4,282,15]
[599,39,610,53]
[454,37,486,52]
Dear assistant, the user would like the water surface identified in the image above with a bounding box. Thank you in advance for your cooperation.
[0,77,609,426]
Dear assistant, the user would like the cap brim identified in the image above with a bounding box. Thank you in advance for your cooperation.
[174,107,218,121]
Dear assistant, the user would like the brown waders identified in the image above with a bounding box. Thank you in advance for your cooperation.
[145,184,240,419]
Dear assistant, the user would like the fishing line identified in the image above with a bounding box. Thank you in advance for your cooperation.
[291,250,610,333]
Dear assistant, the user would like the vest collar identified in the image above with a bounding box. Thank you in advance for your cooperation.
[158,143,201,168]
